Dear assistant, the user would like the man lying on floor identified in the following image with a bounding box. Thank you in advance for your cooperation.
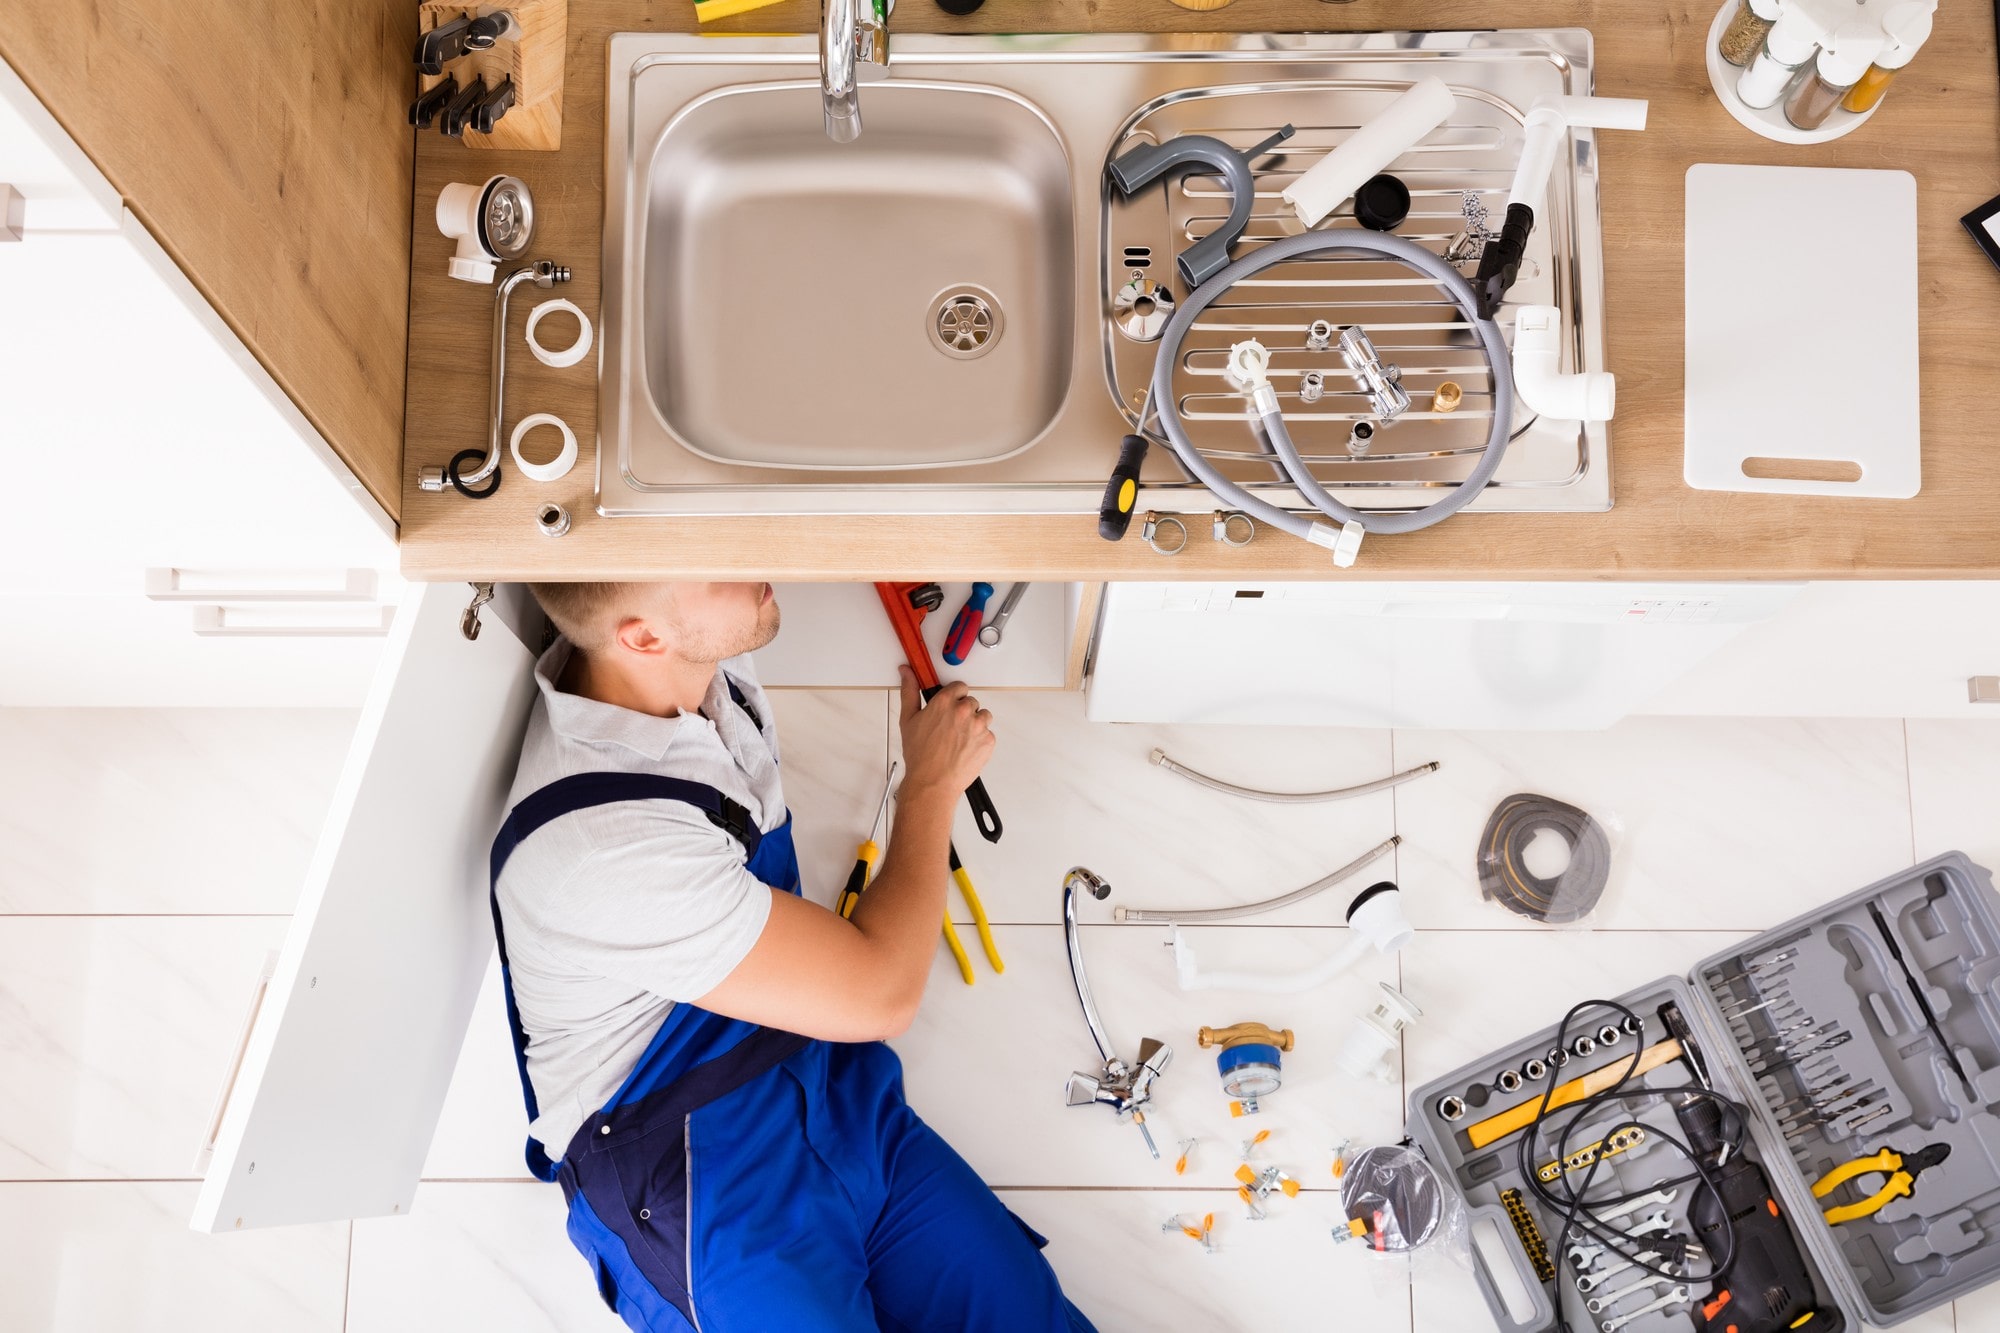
[490,580,1095,1332]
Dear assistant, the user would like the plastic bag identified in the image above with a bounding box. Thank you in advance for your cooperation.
[1333,1143,1464,1258]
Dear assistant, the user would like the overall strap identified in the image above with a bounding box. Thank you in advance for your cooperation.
[489,771,762,1182]
[723,673,763,733]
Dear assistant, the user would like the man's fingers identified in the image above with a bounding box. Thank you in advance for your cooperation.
[897,665,922,722]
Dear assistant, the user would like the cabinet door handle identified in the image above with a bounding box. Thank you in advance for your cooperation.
[193,949,278,1175]
[190,604,395,637]
[145,567,378,602]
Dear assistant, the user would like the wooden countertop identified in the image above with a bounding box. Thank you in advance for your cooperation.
[400,0,2000,581]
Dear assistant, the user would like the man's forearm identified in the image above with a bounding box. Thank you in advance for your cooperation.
[849,781,957,996]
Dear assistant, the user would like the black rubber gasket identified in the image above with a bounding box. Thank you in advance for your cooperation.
[447,448,501,499]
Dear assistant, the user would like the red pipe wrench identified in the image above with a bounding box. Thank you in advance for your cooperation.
[875,581,1003,843]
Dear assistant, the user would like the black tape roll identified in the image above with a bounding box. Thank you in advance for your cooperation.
[1477,792,1610,924]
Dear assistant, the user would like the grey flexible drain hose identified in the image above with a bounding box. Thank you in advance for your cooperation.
[1148,230,1517,545]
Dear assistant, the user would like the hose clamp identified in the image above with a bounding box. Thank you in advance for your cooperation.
[1142,511,1187,556]
[1212,511,1255,546]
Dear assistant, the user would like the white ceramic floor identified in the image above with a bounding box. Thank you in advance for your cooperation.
[4,701,1998,1332]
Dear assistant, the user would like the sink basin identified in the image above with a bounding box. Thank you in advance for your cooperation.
[641,82,1073,472]
[600,32,1614,520]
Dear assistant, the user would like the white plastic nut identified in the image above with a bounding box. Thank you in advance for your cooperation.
[509,412,578,482]
[525,297,594,369]
[1225,338,1272,390]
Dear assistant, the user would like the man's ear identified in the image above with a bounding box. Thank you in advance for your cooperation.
[611,615,667,656]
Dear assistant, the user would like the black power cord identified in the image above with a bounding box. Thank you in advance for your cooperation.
[1515,999,1748,1333]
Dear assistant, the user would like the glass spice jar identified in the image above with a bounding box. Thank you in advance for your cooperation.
[1737,5,1824,110]
[1785,21,1883,130]
[1719,0,1784,67]
[1841,0,1936,114]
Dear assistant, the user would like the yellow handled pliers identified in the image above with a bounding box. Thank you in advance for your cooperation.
[1812,1143,1951,1224]
[941,843,1004,985]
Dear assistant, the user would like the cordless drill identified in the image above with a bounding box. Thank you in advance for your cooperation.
[1674,1094,1831,1333]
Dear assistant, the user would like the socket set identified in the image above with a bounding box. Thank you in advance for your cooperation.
[1408,853,2000,1333]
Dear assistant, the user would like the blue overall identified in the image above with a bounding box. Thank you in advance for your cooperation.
[487,685,1095,1333]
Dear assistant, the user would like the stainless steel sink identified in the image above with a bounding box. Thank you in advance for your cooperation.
[600,32,1614,519]
[641,81,1073,471]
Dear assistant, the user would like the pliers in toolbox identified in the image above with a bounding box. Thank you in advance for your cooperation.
[942,843,1004,985]
[1812,1143,1952,1224]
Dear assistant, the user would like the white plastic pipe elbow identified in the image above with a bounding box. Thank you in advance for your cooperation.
[1513,305,1615,423]
[1507,95,1650,213]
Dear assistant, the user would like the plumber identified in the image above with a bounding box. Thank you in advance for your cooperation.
[489,580,1093,1332]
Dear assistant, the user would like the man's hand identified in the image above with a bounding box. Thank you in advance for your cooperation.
[692,668,994,1044]
[896,666,995,801]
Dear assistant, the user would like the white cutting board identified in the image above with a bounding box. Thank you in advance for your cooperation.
[1684,164,1920,498]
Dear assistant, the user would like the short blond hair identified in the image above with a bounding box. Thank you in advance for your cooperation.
[528,582,644,653]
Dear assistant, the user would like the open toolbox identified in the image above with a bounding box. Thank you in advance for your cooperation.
[1407,852,2000,1332]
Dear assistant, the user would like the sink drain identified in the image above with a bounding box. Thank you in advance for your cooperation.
[928,286,1003,359]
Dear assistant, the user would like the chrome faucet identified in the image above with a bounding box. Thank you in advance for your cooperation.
[419,260,569,497]
[820,0,888,142]
[1062,868,1173,1158]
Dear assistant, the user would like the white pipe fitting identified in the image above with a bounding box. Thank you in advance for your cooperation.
[1507,95,1650,213]
[1513,305,1615,423]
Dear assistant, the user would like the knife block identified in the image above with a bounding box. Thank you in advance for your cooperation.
[416,0,566,151]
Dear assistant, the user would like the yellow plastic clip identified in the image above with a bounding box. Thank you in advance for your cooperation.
[1174,1138,1196,1176]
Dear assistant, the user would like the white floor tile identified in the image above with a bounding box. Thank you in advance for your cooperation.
[0,915,287,1178]
[349,1182,624,1333]
[0,1180,347,1332]
[1000,1186,1414,1333]
[425,956,537,1180]
[923,691,1399,928]
[1908,719,2000,873]
[1391,717,1912,932]
[765,689,893,912]
[0,708,356,914]
[1959,1282,1998,1331]
[894,923,1406,1190]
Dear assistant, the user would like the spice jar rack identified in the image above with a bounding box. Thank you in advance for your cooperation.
[1703,0,1880,144]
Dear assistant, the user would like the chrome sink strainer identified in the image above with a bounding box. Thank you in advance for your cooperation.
[929,285,1002,358]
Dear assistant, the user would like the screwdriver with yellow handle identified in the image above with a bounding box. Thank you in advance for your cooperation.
[836,763,897,921]
[942,843,1004,984]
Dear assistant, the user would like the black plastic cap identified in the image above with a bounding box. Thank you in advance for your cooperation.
[1353,174,1411,232]
[1345,880,1399,921]
[935,0,985,12]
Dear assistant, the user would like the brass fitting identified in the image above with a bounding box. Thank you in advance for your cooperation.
[1198,1022,1296,1051]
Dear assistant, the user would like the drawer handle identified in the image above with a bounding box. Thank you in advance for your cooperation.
[190,604,395,637]
[193,949,278,1175]
[145,567,378,602]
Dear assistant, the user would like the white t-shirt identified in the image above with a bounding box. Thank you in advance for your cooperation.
[494,639,783,1159]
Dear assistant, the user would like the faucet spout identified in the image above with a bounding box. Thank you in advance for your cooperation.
[821,0,886,142]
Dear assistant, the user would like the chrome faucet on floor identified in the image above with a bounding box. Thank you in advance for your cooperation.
[1062,868,1173,1158]
[821,0,888,141]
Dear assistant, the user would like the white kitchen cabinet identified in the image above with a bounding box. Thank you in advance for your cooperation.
[1638,582,2000,719]
[1086,581,1804,730]
[0,58,398,706]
